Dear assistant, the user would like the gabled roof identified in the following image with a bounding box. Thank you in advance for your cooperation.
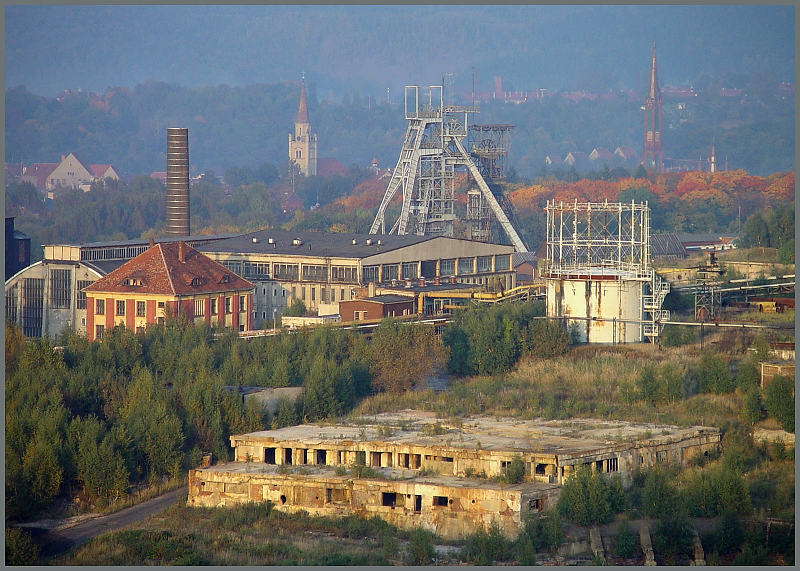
[513,252,538,267]
[650,233,687,257]
[64,152,93,174]
[614,146,638,160]
[90,164,113,178]
[589,147,613,161]
[83,241,253,296]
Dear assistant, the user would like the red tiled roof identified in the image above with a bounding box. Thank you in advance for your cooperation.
[90,164,112,177]
[83,241,253,296]
[317,157,347,177]
[21,163,58,189]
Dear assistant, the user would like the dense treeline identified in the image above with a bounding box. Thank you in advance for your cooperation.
[443,301,567,376]
[5,300,560,520]
[5,78,793,179]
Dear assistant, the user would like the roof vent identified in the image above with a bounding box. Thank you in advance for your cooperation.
[292,238,303,246]
[268,237,274,244]
[252,237,259,244]
[366,239,373,246]
[377,239,382,246]
[352,239,357,245]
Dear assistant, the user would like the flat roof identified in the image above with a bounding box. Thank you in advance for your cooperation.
[195,461,559,493]
[232,410,719,459]
[196,229,432,259]
[48,232,243,249]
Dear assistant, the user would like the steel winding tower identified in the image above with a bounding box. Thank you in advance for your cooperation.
[642,43,663,172]
[369,85,527,252]
[466,124,516,242]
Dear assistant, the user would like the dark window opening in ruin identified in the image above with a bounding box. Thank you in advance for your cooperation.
[639,455,644,465]
[299,449,308,464]
[265,447,276,464]
[326,488,332,503]
[356,451,366,465]
[382,492,398,507]
[284,448,293,464]
[415,495,422,512]
[399,453,410,468]
[657,450,668,463]
[337,451,345,464]
[433,496,448,507]
[316,449,327,465]
[383,452,393,467]
[595,460,603,471]
[280,494,287,505]
[607,458,618,472]
[440,456,454,463]
[528,498,543,511]
[370,452,381,467]
[535,463,547,475]
[411,454,421,469]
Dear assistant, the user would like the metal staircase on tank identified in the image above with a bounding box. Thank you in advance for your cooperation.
[643,270,671,341]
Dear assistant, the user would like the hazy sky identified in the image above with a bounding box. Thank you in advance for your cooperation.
[5,5,795,98]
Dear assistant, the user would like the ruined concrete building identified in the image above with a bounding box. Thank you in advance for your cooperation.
[188,410,720,539]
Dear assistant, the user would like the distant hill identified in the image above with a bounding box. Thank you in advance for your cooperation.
[5,78,794,178]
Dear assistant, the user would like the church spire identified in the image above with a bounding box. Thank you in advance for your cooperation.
[643,41,663,172]
[295,75,310,125]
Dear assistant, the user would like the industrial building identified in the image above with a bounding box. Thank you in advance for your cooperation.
[82,241,254,340]
[187,410,721,539]
[196,229,516,328]
[543,200,670,343]
[6,230,516,337]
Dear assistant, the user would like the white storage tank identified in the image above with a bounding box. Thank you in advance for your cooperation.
[547,269,644,344]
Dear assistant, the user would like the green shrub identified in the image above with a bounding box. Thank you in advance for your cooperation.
[661,325,695,347]
[557,466,625,525]
[732,544,768,566]
[503,455,525,484]
[651,516,694,564]
[741,386,766,424]
[614,520,638,558]
[641,468,681,519]
[764,375,795,432]
[5,527,39,566]
[404,528,435,565]
[461,521,512,565]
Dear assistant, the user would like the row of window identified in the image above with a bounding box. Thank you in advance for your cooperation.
[94,296,246,316]
[361,255,511,284]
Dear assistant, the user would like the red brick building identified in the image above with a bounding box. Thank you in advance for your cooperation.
[83,241,253,341]
[338,294,416,322]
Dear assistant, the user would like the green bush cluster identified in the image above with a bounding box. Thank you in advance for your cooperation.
[557,466,625,525]
[443,301,561,376]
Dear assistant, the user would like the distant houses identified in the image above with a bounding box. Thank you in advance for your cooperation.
[544,146,640,173]
[16,152,120,198]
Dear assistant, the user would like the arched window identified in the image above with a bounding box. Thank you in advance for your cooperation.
[296,150,302,159]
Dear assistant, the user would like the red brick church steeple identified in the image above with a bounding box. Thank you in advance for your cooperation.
[642,42,663,173]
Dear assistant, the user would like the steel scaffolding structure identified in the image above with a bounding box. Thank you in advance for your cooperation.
[369,86,527,252]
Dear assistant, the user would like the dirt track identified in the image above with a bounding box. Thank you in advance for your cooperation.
[19,486,187,560]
